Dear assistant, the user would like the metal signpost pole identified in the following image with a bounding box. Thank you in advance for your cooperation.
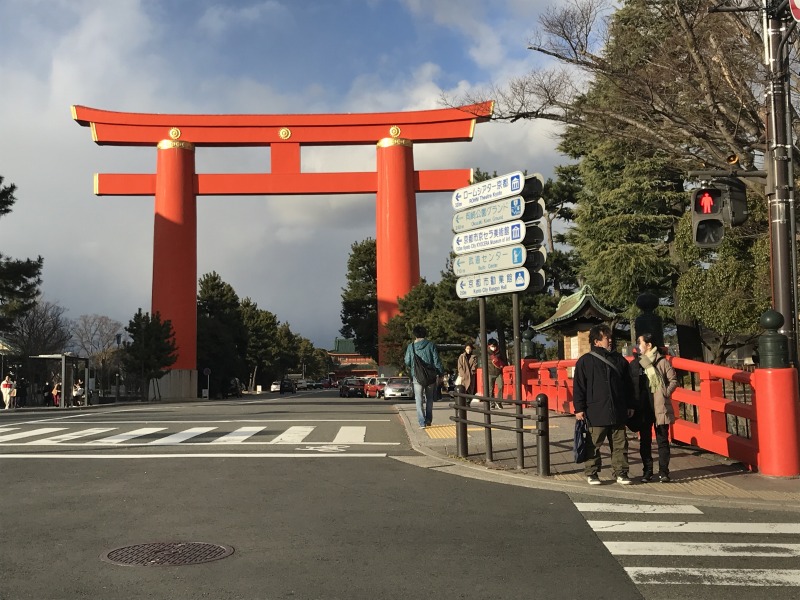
[479,297,493,463]
[512,293,524,469]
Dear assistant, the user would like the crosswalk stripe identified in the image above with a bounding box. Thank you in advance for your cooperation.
[269,426,315,444]
[587,520,800,534]
[0,427,66,442]
[26,428,117,444]
[605,541,800,557]
[332,426,366,444]
[625,567,800,586]
[148,427,217,445]
[210,426,267,444]
[88,427,167,444]
[576,503,703,514]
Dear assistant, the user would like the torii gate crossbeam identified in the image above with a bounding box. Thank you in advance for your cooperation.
[72,102,493,397]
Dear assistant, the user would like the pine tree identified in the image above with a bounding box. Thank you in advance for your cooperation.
[0,176,43,332]
[122,309,177,401]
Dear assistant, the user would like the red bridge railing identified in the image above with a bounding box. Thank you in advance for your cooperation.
[479,355,800,476]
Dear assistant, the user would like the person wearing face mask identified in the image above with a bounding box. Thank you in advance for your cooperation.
[630,333,678,483]
[573,324,636,485]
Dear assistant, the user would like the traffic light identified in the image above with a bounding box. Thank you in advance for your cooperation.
[690,178,749,249]
[691,187,725,248]
[520,174,547,290]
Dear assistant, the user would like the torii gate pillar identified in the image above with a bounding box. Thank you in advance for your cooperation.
[376,138,419,362]
[153,139,197,371]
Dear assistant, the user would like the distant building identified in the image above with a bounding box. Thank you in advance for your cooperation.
[327,338,377,379]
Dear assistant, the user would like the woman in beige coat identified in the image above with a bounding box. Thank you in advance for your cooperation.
[630,333,679,482]
[456,342,478,396]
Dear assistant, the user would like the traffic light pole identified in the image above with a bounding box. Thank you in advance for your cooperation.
[765,3,798,366]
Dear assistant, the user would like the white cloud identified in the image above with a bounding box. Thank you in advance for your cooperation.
[197,1,291,36]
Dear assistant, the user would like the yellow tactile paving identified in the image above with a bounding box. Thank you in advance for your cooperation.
[423,425,482,439]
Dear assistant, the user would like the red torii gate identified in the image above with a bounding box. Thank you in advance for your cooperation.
[72,102,493,395]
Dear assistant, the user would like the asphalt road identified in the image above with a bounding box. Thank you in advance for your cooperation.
[1,391,798,599]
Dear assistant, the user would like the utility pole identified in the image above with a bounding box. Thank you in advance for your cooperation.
[764,0,798,365]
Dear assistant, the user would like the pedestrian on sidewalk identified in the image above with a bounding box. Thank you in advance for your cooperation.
[630,333,678,483]
[486,339,507,409]
[404,325,443,429]
[456,342,478,404]
[573,324,636,485]
[1,375,14,409]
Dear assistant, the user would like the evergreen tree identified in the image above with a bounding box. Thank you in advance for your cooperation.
[339,238,378,360]
[239,297,279,390]
[0,176,43,332]
[197,272,248,396]
[122,309,177,401]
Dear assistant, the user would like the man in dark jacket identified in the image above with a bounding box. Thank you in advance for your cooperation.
[573,324,636,485]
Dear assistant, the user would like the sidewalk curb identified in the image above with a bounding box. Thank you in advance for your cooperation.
[394,404,800,513]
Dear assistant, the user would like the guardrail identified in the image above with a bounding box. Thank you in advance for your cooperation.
[448,390,549,474]
[478,355,800,475]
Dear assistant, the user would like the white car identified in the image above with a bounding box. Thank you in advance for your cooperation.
[270,381,281,392]
[383,377,414,400]
[295,379,308,390]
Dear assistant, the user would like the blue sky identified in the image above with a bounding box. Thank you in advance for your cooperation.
[0,0,564,351]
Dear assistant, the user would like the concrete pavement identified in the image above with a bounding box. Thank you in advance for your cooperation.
[396,397,800,512]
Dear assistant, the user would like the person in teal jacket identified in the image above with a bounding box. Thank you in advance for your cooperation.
[404,325,444,428]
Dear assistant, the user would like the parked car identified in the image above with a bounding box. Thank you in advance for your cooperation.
[271,379,296,394]
[295,379,309,390]
[338,378,366,398]
[364,377,389,398]
[383,377,414,400]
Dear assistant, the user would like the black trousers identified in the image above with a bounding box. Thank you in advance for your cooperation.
[639,423,671,475]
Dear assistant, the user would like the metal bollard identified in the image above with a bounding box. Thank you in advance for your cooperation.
[455,388,468,458]
[535,393,550,476]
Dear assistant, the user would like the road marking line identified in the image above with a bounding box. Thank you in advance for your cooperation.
[332,426,366,444]
[575,503,703,514]
[41,419,392,424]
[0,453,388,459]
[588,520,800,534]
[625,567,800,586]
[270,426,315,444]
[87,427,167,444]
[148,427,217,445]
[210,426,267,443]
[26,428,117,444]
[605,542,800,557]
[0,427,66,442]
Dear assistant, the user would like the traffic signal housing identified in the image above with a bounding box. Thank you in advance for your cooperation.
[520,174,547,291]
[691,187,725,248]
[690,178,749,249]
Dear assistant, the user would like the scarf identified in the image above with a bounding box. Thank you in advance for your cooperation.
[638,347,662,393]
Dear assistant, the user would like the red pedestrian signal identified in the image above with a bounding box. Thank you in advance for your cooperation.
[693,188,722,214]
[691,187,725,248]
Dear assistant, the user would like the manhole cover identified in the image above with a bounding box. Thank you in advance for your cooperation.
[102,542,234,566]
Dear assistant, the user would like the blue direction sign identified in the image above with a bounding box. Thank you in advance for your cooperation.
[456,267,531,298]
[452,195,531,233]
[452,244,527,277]
[452,171,524,211]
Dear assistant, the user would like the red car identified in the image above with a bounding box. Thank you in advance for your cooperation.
[364,377,389,398]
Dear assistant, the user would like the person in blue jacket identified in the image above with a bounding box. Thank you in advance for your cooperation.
[404,325,443,428]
